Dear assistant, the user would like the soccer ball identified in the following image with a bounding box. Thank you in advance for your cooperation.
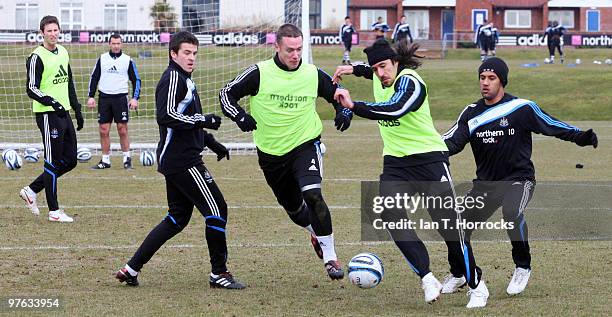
[24,147,40,163]
[575,58,582,65]
[605,59,612,65]
[347,253,384,289]
[140,150,156,166]
[3,149,23,170]
[76,147,92,162]
[544,57,551,64]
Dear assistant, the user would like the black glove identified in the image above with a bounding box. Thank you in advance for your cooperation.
[51,101,67,118]
[199,114,222,130]
[235,113,257,132]
[334,108,353,132]
[575,129,598,148]
[206,136,230,161]
[73,105,84,131]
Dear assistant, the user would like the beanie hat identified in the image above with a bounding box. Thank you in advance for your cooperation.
[478,57,509,87]
[363,39,397,66]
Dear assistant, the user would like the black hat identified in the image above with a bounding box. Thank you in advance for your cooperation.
[363,39,397,66]
[479,57,509,87]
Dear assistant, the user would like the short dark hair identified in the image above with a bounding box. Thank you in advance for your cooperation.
[169,31,199,58]
[40,16,60,32]
[345,16,351,20]
[276,23,302,44]
[109,33,122,43]
[401,15,406,18]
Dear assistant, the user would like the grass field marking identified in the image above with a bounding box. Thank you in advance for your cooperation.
[2,176,612,185]
[1,238,609,252]
[0,204,361,209]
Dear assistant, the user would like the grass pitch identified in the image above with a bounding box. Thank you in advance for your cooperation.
[1,119,611,316]
[1,46,611,315]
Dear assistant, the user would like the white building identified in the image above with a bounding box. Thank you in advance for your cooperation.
[0,0,347,31]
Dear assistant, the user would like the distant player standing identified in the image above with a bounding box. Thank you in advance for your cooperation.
[371,17,390,40]
[116,31,245,289]
[19,15,84,223]
[545,21,565,63]
[475,20,498,61]
[219,24,353,281]
[87,34,141,169]
[339,16,356,65]
[391,15,413,43]
[441,57,598,296]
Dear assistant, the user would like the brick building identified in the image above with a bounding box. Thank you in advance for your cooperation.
[348,0,612,43]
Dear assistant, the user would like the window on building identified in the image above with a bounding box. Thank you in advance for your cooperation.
[104,4,127,30]
[283,0,321,28]
[15,3,39,30]
[404,10,429,39]
[505,10,531,28]
[60,2,84,30]
[360,9,387,31]
[183,0,219,32]
[548,10,574,28]
[309,0,321,29]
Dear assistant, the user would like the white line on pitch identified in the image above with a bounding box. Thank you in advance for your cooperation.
[0,204,360,210]
[1,204,611,211]
[1,238,608,252]
[2,176,612,186]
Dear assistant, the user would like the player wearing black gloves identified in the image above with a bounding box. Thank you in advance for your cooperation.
[219,24,351,281]
[442,57,598,296]
[20,16,84,223]
[116,31,245,290]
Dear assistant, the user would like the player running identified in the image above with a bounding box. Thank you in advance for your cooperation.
[441,57,598,296]
[333,39,488,308]
[219,23,353,281]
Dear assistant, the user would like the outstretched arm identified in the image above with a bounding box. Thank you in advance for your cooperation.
[524,103,597,148]
[347,74,426,121]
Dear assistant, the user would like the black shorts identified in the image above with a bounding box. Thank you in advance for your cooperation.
[257,139,324,212]
[481,38,493,51]
[343,41,352,52]
[98,95,129,124]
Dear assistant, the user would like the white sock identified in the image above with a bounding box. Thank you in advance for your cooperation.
[304,224,315,235]
[123,151,130,163]
[102,154,111,164]
[317,233,337,263]
[125,264,138,276]
[25,186,35,195]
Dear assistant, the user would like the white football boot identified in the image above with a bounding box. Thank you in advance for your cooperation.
[507,267,531,295]
[48,210,74,223]
[421,272,442,303]
[441,273,467,294]
[466,280,489,308]
[19,186,40,215]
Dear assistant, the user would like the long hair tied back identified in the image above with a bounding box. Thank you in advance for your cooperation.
[393,39,423,69]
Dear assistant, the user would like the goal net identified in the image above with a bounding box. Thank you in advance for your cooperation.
[0,0,310,154]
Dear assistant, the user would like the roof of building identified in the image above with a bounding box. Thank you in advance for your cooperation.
[548,0,612,7]
[491,0,547,8]
[402,0,456,6]
[349,0,400,8]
